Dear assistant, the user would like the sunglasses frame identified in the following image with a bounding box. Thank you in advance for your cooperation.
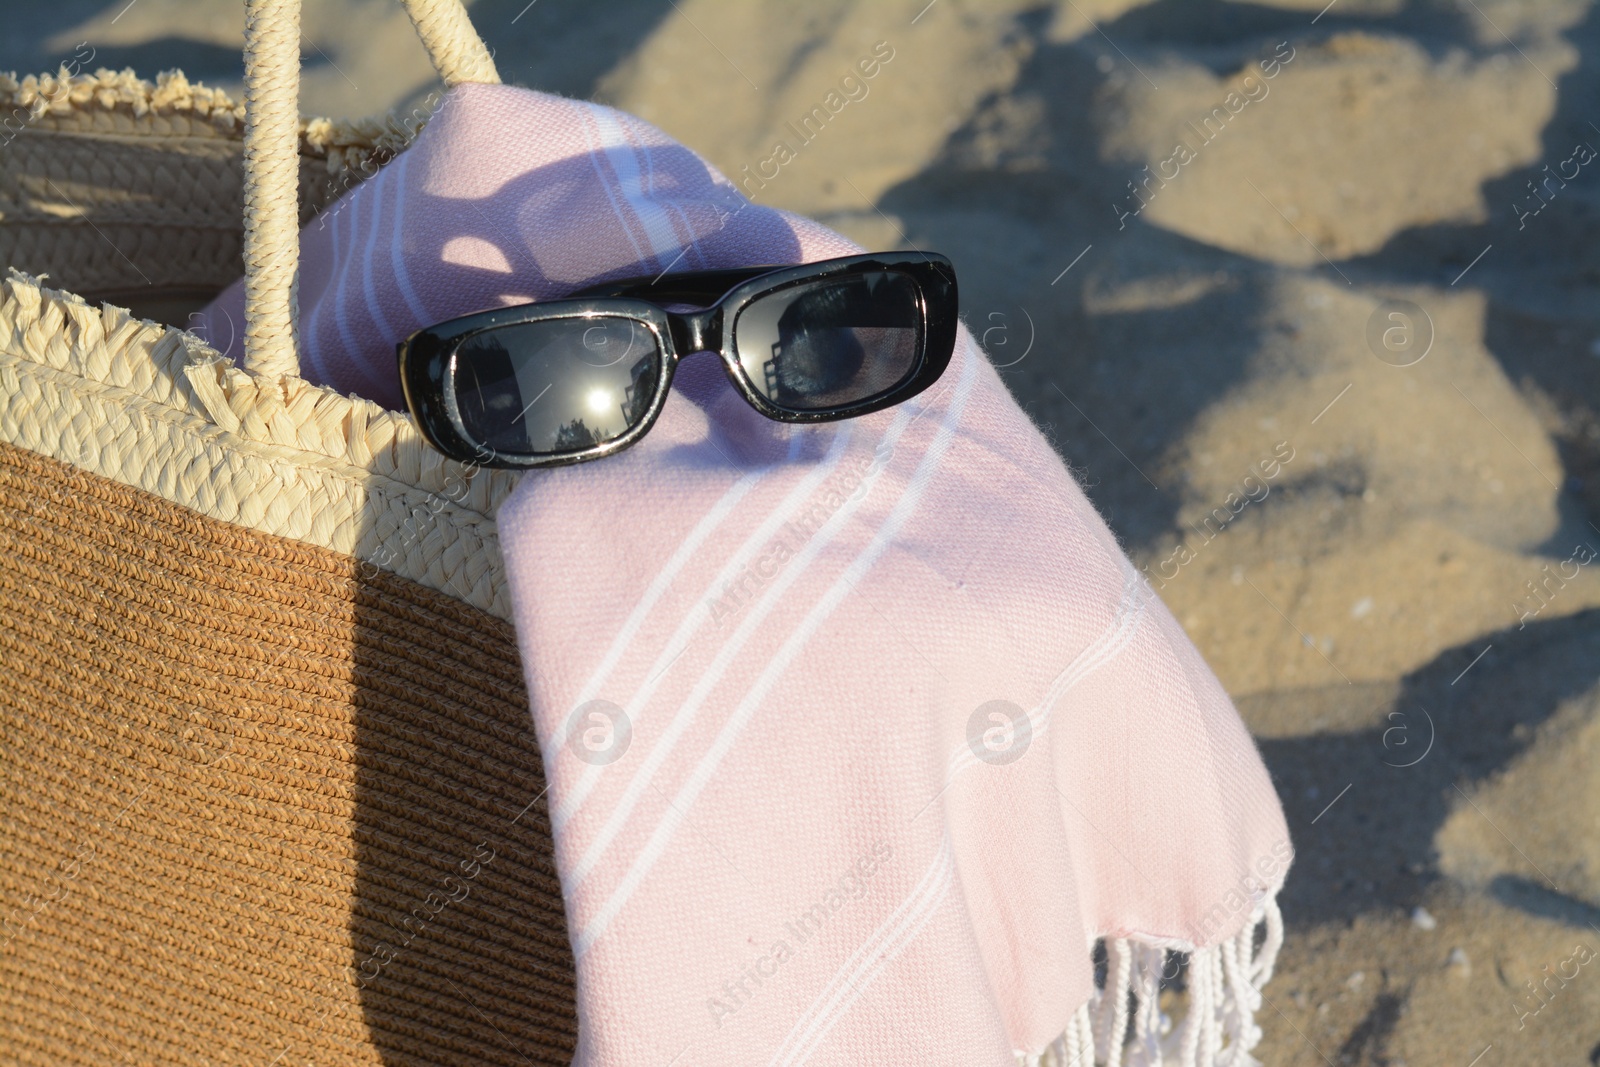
[397,251,958,469]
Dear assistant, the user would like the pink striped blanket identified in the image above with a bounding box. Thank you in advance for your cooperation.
[199,82,1291,1066]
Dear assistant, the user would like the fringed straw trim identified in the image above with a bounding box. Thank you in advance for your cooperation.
[0,66,424,174]
[0,269,519,618]
[1022,897,1284,1067]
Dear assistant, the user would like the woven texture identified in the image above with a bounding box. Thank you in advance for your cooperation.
[402,0,502,87]
[0,68,425,303]
[240,0,305,378]
[0,271,520,620]
[0,32,571,1063]
[0,438,576,1065]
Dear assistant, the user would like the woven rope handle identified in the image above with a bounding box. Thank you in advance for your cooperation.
[240,0,500,380]
[401,0,501,86]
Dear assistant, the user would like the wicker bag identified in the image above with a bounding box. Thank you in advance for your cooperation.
[0,2,579,1062]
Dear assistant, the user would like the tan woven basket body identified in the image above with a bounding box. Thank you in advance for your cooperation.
[0,4,578,1063]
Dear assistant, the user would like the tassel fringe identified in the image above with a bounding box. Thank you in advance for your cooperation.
[1023,898,1283,1067]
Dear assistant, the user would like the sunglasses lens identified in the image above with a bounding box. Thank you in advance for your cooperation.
[734,270,922,412]
[449,317,662,457]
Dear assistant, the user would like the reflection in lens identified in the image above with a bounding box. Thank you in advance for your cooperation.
[450,317,660,457]
[734,270,921,412]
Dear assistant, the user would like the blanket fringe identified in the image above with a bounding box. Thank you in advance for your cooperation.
[1022,897,1283,1067]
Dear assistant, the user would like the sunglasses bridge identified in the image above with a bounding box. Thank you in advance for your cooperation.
[659,305,728,361]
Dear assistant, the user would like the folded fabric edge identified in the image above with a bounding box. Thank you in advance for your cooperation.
[1020,896,1284,1067]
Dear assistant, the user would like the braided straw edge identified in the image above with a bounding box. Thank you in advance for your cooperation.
[0,269,521,620]
[0,65,429,176]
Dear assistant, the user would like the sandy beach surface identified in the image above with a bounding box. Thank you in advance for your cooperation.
[7,1,1600,1063]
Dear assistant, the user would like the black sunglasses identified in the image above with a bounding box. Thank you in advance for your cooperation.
[397,251,958,469]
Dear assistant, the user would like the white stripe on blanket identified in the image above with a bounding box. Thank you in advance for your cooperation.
[553,425,856,836]
[770,838,956,1066]
[575,339,980,958]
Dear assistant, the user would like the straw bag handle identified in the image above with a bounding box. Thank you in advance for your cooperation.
[241,0,499,380]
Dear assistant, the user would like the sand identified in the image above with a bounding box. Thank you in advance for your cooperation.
[8,0,1600,1062]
